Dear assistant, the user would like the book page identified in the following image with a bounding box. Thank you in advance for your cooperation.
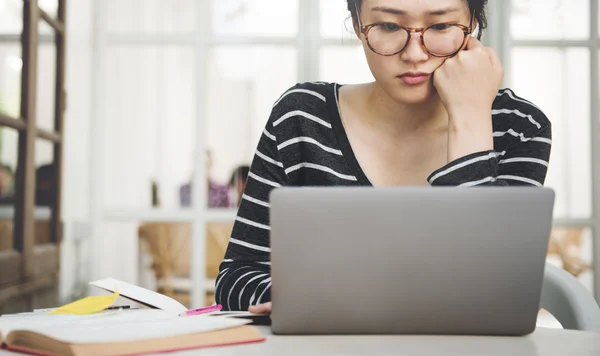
[89,278,188,314]
[210,311,263,318]
[13,311,251,344]
[0,309,174,337]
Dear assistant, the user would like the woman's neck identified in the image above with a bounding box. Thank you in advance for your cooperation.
[362,82,448,137]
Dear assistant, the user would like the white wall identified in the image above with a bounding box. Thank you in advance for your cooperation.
[59,0,94,302]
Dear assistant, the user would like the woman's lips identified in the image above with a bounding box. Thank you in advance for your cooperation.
[399,73,430,85]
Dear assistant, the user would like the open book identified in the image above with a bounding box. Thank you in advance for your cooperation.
[0,278,266,355]
[89,278,190,314]
[89,278,266,319]
[0,309,264,356]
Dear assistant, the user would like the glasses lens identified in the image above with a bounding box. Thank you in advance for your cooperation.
[423,24,465,56]
[367,24,409,55]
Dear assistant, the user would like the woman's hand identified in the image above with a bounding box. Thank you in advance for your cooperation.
[248,302,272,315]
[433,36,503,119]
[433,36,503,163]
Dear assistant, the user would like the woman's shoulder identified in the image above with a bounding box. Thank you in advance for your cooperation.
[267,82,340,128]
[492,88,552,133]
[282,81,338,92]
[272,81,338,109]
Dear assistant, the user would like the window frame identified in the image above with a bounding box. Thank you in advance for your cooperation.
[499,0,600,298]
[93,0,333,309]
[0,0,66,307]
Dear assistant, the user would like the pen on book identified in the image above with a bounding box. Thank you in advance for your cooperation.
[33,305,135,313]
[106,305,133,310]
[180,304,222,316]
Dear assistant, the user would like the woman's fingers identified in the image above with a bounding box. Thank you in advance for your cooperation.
[248,302,272,315]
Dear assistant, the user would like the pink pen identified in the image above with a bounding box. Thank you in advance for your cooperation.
[180,304,222,316]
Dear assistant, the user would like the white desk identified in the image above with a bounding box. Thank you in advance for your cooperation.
[0,313,595,356]
[0,326,597,355]
[170,326,600,356]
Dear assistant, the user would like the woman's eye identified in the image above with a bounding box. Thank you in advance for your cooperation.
[430,23,452,31]
[378,23,401,32]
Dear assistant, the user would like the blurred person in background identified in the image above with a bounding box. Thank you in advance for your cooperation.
[216,0,552,313]
[180,150,230,208]
[229,165,250,207]
[35,164,55,207]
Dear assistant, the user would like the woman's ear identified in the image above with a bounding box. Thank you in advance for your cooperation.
[470,19,482,40]
[472,23,480,38]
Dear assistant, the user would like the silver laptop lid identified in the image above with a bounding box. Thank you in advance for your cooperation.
[270,187,555,335]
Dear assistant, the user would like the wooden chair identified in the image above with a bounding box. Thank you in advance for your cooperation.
[547,227,591,278]
[0,220,13,251]
[138,221,233,307]
[0,219,52,251]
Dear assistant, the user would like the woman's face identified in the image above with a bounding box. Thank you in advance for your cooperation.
[357,0,472,104]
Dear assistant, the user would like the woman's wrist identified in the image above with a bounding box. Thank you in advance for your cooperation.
[446,111,494,163]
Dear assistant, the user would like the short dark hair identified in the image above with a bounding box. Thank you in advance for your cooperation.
[229,165,250,187]
[347,0,488,40]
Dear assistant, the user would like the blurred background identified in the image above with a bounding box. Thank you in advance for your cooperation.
[0,0,598,312]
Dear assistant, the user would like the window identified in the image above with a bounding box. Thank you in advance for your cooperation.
[510,0,589,40]
[96,0,362,308]
[206,45,296,189]
[319,1,374,84]
[506,0,600,294]
[94,1,600,307]
[0,0,66,312]
[106,0,197,34]
[211,0,298,38]
[95,0,302,307]
[103,46,195,210]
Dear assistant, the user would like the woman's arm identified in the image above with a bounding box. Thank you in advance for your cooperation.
[431,37,552,186]
[215,101,290,312]
[428,122,552,187]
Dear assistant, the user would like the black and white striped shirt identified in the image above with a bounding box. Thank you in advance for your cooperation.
[215,81,552,311]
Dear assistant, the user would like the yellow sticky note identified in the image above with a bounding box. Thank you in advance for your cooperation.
[48,288,119,315]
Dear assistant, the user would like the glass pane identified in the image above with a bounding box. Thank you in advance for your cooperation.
[0,0,22,34]
[35,139,54,245]
[39,19,56,36]
[211,0,298,37]
[206,46,296,208]
[106,0,197,34]
[547,227,594,293]
[320,46,375,84]
[0,1,53,35]
[511,0,589,40]
[37,42,56,132]
[0,44,22,119]
[0,128,18,252]
[510,47,591,219]
[39,0,58,19]
[103,46,195,209]
[103,222,145,285]
[320,0,357,41]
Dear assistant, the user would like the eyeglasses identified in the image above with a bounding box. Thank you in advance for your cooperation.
[353,3,473,57]
[359,22,473,57]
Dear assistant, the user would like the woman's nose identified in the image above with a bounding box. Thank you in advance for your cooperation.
[400,31,429,63]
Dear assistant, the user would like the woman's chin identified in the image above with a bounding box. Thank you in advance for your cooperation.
[393,86,437,105]
[374,79,438,105]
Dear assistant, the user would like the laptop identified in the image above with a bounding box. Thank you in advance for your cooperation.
[269,187,555,336]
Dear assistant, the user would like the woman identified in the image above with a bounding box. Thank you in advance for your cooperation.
[215,0,552,314]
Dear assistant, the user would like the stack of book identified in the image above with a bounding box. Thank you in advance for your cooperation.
[0,278,265,356]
